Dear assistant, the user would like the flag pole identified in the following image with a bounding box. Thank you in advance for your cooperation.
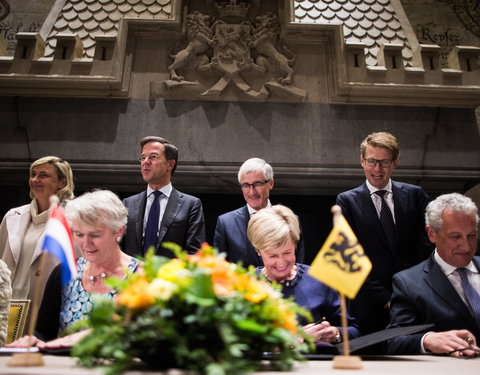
[331,205,362,370]
[7,196,60,367]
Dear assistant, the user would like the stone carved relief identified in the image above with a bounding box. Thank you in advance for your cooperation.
[163,0,306,101]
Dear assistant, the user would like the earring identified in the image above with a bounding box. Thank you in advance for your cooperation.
[116,236,122,243]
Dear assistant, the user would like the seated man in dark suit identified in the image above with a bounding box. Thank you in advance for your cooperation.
[214,158,304,267]
[123,136,205,257]
[336,132,433,336]
[386,193,480,357]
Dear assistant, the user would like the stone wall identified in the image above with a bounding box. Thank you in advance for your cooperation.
[0,0,54,55]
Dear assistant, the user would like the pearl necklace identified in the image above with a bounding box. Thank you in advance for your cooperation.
[88,272,107,284]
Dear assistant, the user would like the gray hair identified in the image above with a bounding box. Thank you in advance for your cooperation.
[237,158,274,183]
[66,190,128,233]
[425,193,479,231]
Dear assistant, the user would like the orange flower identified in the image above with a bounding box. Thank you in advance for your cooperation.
[234,274,268,303]
[116,276,155,310]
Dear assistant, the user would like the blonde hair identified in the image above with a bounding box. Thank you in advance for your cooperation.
[29,156,74,203]
[360,132,400,160]
[247,205,300,253]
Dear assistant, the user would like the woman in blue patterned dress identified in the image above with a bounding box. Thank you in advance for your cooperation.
[7,189,141,348]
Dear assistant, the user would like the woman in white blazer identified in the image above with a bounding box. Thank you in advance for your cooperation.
[0,156,74,328]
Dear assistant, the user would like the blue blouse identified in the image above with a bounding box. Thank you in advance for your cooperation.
[59,256,140,330]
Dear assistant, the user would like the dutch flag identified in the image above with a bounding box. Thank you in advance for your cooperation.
[41,205,78,285]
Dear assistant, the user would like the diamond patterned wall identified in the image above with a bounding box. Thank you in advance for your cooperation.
[44,0,173,58]
[293,0,413,66]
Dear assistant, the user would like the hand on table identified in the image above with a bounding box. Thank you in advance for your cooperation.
[303,320,340,344]
[424,330,479,358]
[4,335,45,348]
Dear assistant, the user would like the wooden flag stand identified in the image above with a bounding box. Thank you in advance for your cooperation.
[332,293,362,369]
[6,197,61,367]
[331,205,363,370]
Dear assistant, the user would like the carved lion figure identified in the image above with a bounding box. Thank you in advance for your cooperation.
[168,11,214,81]
[250,12,295,85]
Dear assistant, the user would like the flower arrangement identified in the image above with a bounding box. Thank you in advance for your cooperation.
[72,243,312,375]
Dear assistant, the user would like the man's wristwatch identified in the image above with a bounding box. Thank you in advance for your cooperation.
[333,328,342,343]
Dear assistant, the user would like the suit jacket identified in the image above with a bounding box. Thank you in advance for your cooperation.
[386,255,480,354]
[123,188,206,257]
[213,205,305,268]
[336,180,432,334]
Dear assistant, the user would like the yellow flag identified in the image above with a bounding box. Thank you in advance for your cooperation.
[308,214,371,299]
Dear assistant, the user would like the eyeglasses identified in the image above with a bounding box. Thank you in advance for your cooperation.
[363,158,394,168]
[240,180,270,190]
[139,154,160,163]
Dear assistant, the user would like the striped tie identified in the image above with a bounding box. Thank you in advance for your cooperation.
[374,190,396,251]
[457,268,480,326]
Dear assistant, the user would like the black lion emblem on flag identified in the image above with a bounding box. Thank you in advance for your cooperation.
[322,232,366,273]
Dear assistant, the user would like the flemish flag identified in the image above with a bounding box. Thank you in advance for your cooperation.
[308,214,371,299]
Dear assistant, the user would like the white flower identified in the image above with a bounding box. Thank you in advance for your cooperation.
[147,278,178,300]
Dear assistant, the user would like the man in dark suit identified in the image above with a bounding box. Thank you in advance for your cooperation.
[214,158,304,267]
[336,132,433,336]
[123,136,205,257]
[387,193,479,357]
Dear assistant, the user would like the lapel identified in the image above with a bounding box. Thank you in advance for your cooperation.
[391,181,407,249]
[158,188,182,245]
[356,184,387,243]
[136,192,147,251]
[234,205,260,264]
[424,256,478,327]
[5,205,32,266]
[234,206,250,246]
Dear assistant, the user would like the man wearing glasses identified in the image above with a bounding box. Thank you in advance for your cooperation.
[336,132,433,339]
[386,193,479,357]
[214,157,304,267]
[123,136,205,257]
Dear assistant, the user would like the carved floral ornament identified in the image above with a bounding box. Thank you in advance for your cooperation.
[163,0,306,101]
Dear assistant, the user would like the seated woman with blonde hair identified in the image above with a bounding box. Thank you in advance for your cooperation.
[247,204,360,346]
[6,190,141,348]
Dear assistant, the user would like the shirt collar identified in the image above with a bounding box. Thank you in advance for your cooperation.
[147,183,172,198]
[434,249,478,275]
[247,200,272,216]
[366,179,392,195]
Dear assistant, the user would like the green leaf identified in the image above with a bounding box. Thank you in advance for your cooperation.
[234,319,268,334]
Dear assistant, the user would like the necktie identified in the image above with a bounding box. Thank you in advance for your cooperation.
[457,268,480,325]
[143,190,162,254]
[374,190,396,251]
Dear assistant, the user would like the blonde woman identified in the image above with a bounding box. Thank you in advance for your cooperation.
[0,156,74,323]
[248,204,360,346]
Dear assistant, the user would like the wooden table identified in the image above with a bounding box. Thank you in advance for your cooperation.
[0,354,478,374]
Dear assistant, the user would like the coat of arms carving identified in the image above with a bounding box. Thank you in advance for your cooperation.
[163,0,306,101]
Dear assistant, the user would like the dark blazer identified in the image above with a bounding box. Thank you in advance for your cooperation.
[123,188,205,257]
[386,256,480,354]
[213,205,305,268]
[336,180,432,335]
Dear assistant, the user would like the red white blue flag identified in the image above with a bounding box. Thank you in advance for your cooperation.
[41,205,77,285]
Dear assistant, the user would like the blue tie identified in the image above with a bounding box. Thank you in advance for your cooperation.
[457,268,480,326]
[374,190,396,251]
[143,190,162,254]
